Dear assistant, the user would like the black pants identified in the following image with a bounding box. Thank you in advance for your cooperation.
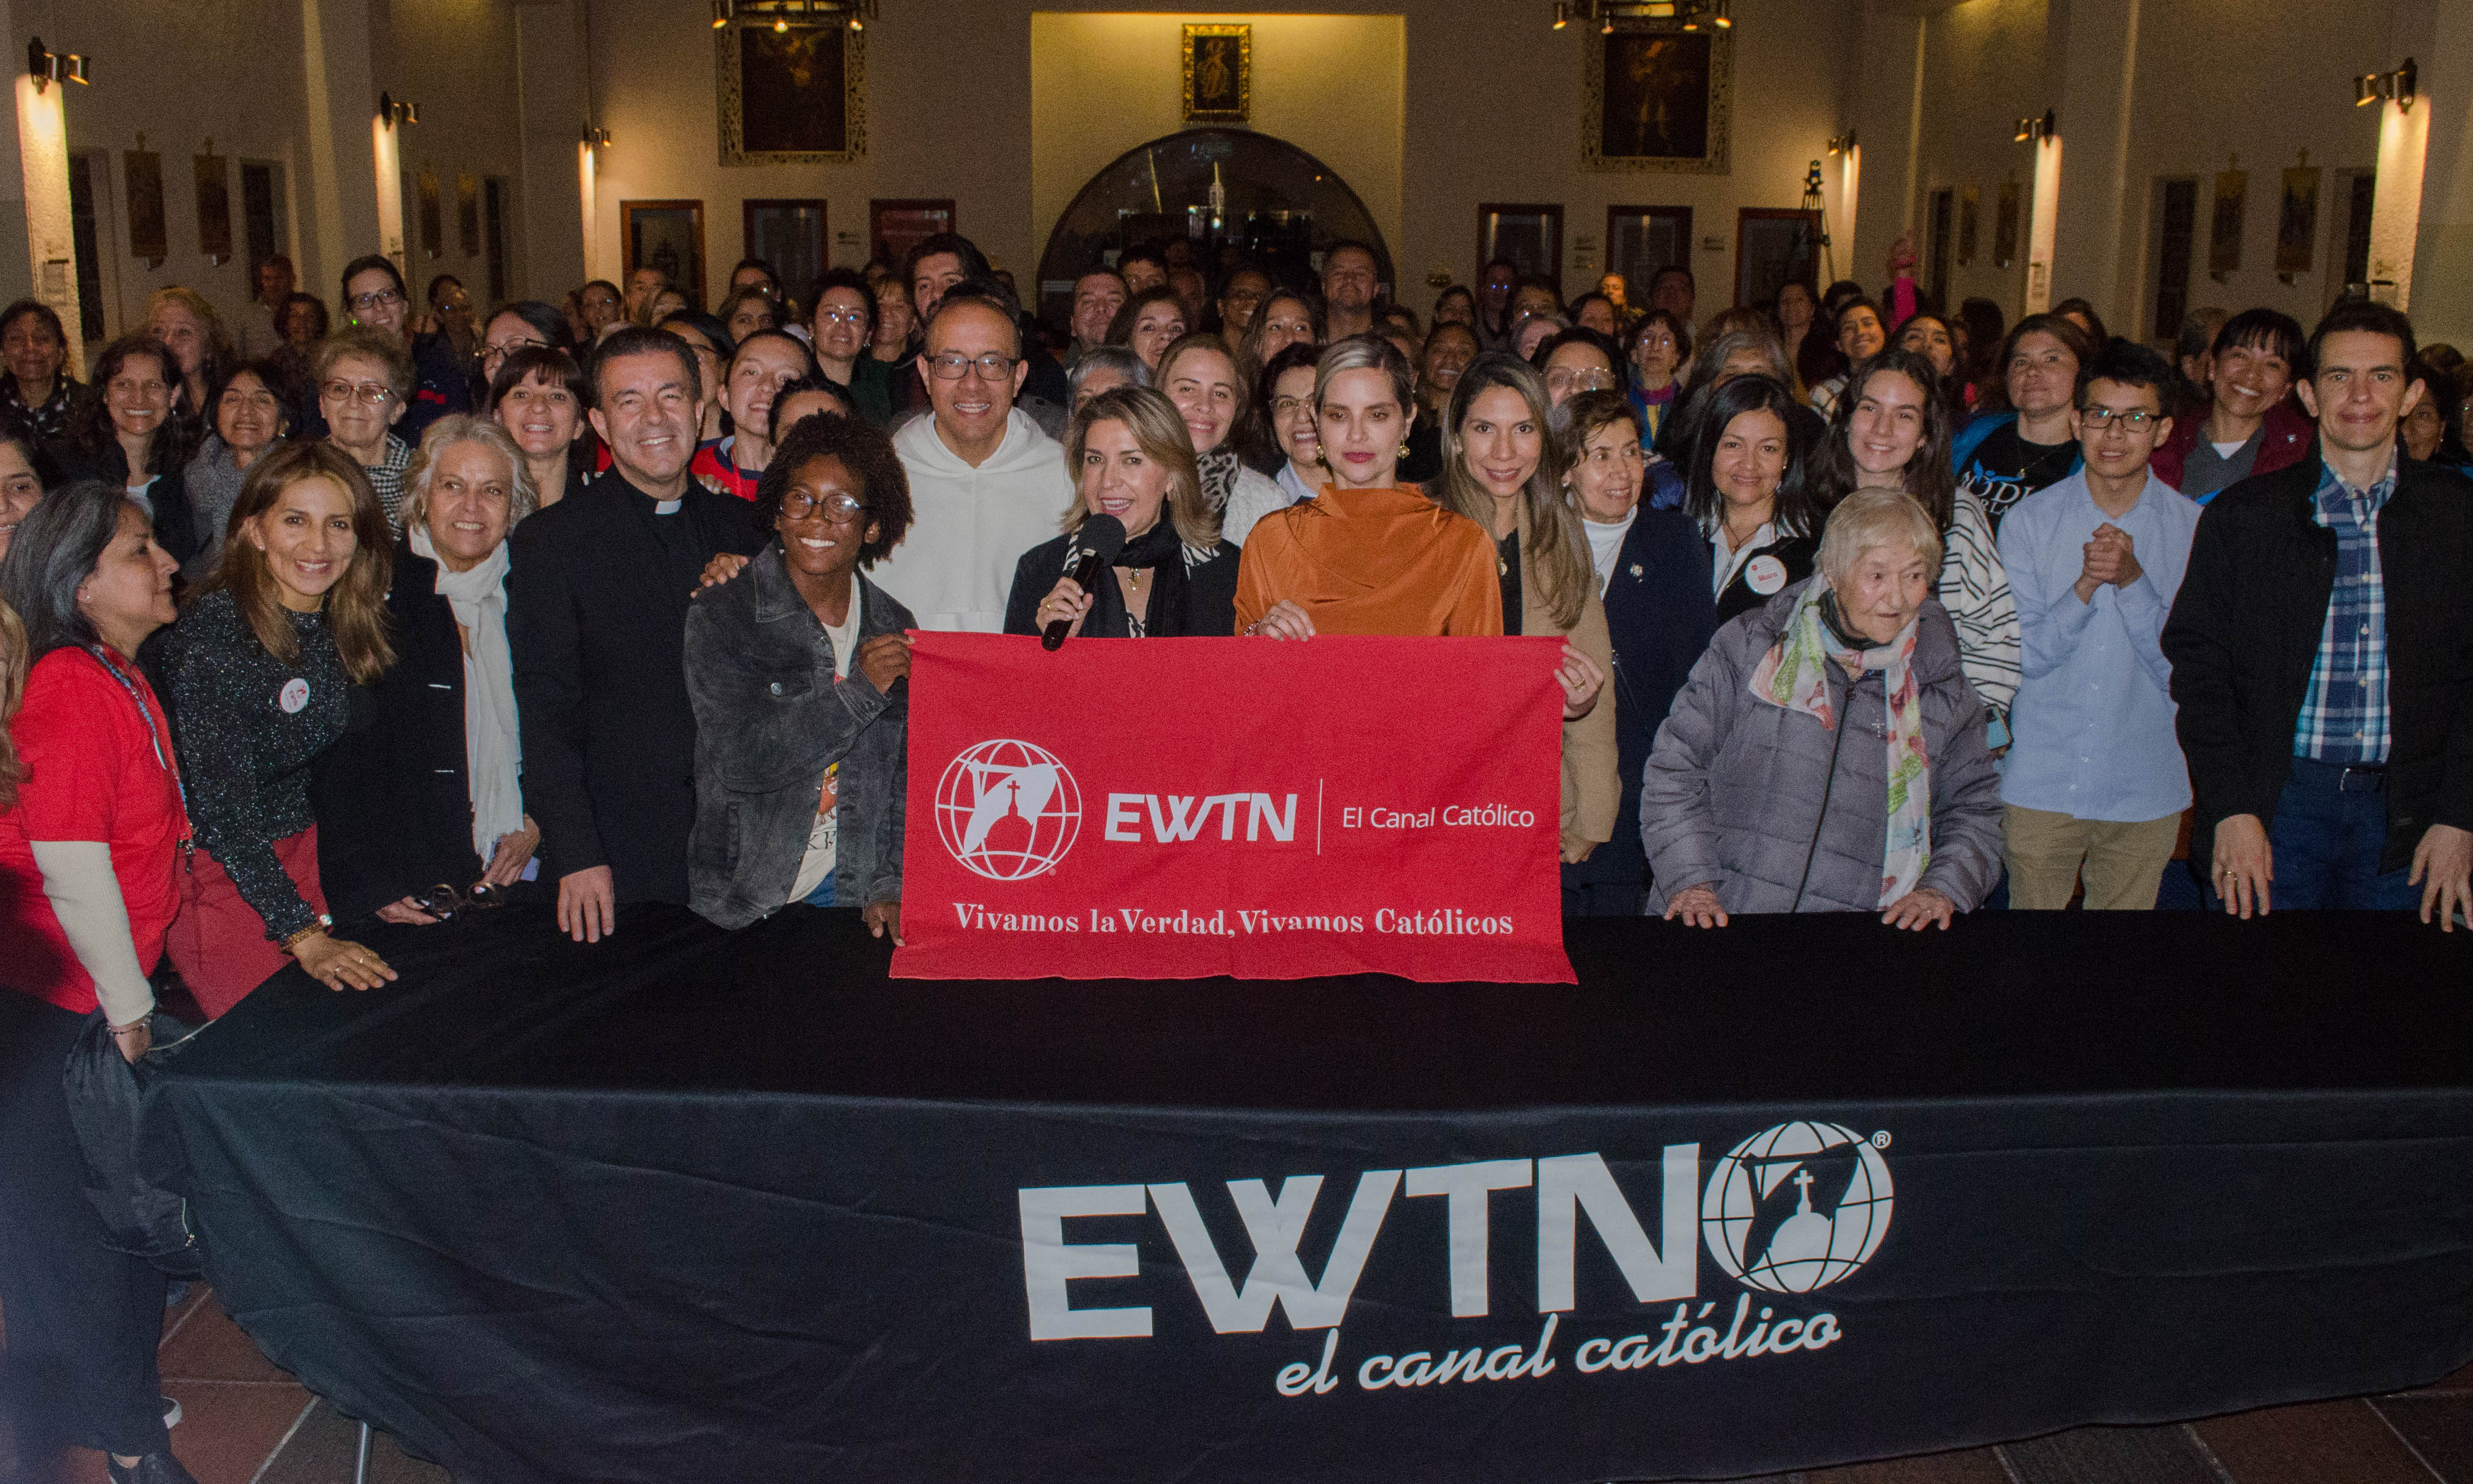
[0,991,170,1459]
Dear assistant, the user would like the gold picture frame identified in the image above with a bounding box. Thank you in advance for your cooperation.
[1182,24,1251,125]
[717,21,866,166]
[1582,24,1732,175]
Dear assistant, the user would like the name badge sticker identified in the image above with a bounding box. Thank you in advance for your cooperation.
[279,678,311,714]
[1746,555,1788,595]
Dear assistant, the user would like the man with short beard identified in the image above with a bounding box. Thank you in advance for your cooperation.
[1067,269,1127,369]
[1321,241,1382,342]
[874,293,1068,632]
[509,326,763,942]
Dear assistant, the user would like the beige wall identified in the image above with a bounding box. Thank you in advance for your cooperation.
[1028,12,1405,279]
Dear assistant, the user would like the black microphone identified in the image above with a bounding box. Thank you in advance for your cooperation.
[1042,514,1127,651]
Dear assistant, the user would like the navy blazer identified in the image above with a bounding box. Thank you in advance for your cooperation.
[1564,507,1720,893]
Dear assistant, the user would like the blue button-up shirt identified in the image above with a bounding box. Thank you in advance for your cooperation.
[1996,469,2203,822]
[2292,453,2395,764]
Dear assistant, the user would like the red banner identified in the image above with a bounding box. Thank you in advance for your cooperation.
[892,633,1575,983]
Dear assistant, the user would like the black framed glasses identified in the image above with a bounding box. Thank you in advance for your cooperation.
[783,491,868,522]
[928,353,1018,382]
[2079,407,2160,432]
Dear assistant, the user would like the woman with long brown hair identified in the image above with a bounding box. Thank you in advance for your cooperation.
[1432,353,1616,867]
[50,335,203,568]
[158,440,399,1015]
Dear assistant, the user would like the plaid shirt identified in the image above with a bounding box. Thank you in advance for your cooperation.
[2291,451,2396,764]
[361,434,414,534]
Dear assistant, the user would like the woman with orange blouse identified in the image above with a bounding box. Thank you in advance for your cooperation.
[1234,335,1500,638]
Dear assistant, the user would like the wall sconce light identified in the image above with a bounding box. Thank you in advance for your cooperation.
[582,125,613,150]
[25,37,91,92]
[1550,0,1727,32]
[1827,130,1857,155]
[712,0,731,28]
[2014,109,2056,144]
[2356,57,2417,111]
[377,92,418,129]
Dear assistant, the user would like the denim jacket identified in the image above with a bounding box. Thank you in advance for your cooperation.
[684,545,912,928]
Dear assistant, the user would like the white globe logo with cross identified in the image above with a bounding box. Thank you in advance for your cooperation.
[1701,1120,1894,1294]
[934,739,1082,881]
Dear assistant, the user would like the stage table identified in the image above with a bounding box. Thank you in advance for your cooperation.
[144,905,2473,1484]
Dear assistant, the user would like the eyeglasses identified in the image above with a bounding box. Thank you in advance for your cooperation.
[348,289,404,311]
[816,308,868,327]
[928,352,1018,381]
[409,881,505,921]
[483,336,549,362]
[321,380,395,405]
[1271,396,1313,419]
[1546,369,1619,394]
[783,491,868,522]
[2079,407,2160,431]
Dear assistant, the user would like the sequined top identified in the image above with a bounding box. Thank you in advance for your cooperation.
[159,588,351,941]
[0,374,80,443]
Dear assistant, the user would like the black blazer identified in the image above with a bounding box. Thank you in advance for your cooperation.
[1710,528,1817,624]
[1003,534,1239,638]
[2162,453,2473,876]
[507,476,763,905]
[48,439,202,569]
[310,542,493,920]
[1566,508,1720,893]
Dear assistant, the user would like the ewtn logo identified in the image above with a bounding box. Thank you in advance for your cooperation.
[1017,1122,1895,1345]
[934,739,1081,881]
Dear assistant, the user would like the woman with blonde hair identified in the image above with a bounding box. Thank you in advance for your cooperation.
[145,285,238,435]
[158,440,399,1014]
[1006,385,1238,639]
[312,415,540,927]
[1434,352,1616,867]
[1236,334,1499,639]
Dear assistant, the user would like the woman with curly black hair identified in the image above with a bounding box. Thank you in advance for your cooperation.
[684,413,915,938]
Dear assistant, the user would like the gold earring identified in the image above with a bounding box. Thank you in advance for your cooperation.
[1398,438,1410,458]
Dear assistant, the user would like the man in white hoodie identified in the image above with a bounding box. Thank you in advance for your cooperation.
[876,290,1070,631]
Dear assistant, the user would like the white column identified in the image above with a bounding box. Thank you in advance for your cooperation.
[14,76,78,378]
[372,114,407,276]
[2046,0,2142,327]
[2370,95,2431,310]
[2024,136,2063,316]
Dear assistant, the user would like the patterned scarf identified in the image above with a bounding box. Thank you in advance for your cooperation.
[1747,578,1930,907]
[1195,445,1244,514]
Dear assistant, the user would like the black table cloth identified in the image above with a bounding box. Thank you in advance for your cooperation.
[144,906,2473,1483]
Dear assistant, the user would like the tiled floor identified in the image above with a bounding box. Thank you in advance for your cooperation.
[3,1289,2470,1483]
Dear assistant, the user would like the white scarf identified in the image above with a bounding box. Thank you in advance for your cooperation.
[409,525,523,861]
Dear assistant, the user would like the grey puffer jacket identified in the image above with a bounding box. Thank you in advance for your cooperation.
[1641,579,2003,915]
[684,546,912,929]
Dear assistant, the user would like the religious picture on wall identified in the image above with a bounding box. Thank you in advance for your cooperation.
[1479,205,1564,291]
[1735,209,1820,312]
[746,200,827,313]
[2210,167,2247,276]
[194,148,232,265]
[2276,163,2319,278]
[1182,24,1251,125]
[624,200,706,309]
[458,173,482,258]
[1583,27,1732,174]
[125,141,167,267]
[1994,178,2020,269]
[1959,185,1980,266]
[418,171,443,261]
[718,21,866,165]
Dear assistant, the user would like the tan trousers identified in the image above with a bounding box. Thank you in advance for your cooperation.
[2002,805,2182,910]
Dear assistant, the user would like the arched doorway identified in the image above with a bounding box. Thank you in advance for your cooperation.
[1035,129,1393,333]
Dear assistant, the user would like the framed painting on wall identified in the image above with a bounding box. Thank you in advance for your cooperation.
[1478,204,1564,296]
[746,199,827,308]
[1734,208,1820,311]
[2276,164,2318,278]
[871,199,954,271]
[1182,24,1250,125]
[1605,206,1692,302]
[417,171,443,261]
[1959,185,1979,265]
[1995,178,2021,269]
[458,173,482,258]
[1583,26,1731,174]
[718,22,866,165]
[624,199,706,308]
[193,147,232,265]
[125,141,167,267]
[2210,167,2248,276]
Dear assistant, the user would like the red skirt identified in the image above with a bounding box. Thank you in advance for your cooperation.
[166,825,330,1019]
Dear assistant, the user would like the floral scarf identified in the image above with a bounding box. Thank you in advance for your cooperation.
[1747,578,1930,906]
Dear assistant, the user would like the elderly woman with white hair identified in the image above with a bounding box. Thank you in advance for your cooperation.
[1641,487,2003,928]
[310,414,540,924]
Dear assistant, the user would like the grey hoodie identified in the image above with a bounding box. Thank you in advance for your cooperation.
[1641,578,2004,915]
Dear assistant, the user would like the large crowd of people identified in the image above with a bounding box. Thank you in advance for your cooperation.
[3,222,2472,1479]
